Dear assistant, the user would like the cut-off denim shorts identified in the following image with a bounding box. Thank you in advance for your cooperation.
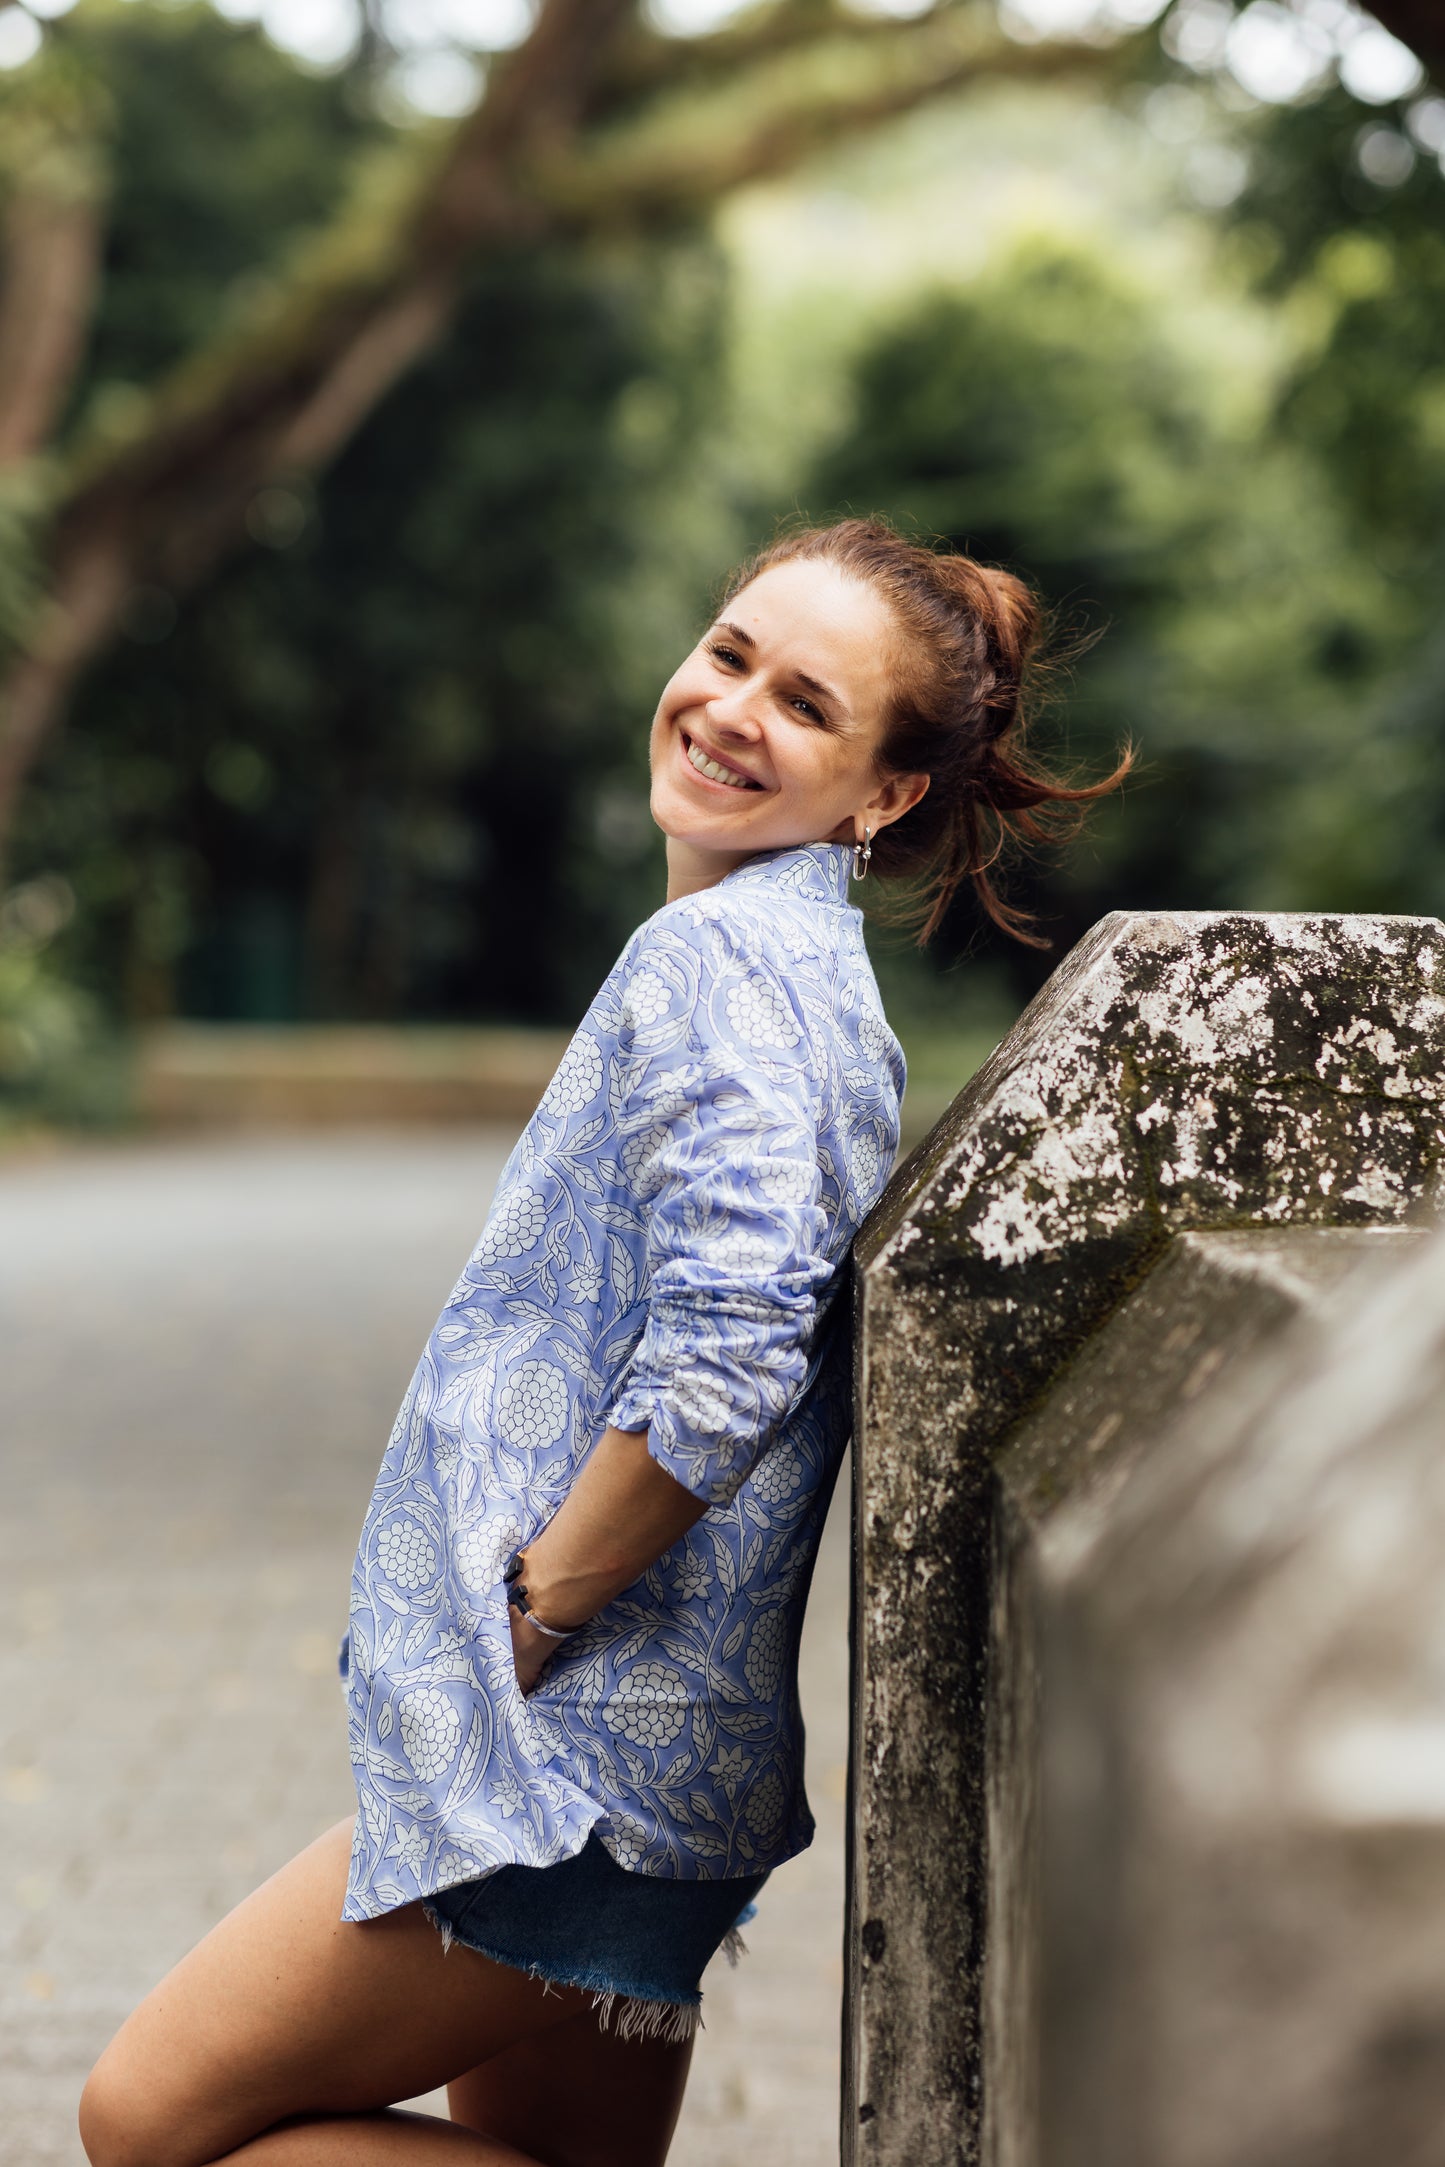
[422,1833,767,2045]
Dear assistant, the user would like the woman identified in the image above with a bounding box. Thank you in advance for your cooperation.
[79,518,1125,2167]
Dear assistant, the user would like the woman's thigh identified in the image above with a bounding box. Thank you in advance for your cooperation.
[80,1819,589,2167]
[447,2014,694,2167]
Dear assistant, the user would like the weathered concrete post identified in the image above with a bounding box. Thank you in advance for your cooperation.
[1011,1215,1445,2167]
[846,911,1445,2167]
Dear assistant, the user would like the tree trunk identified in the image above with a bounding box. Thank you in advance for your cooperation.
[0,180,103,470]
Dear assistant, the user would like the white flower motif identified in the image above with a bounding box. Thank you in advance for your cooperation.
[745,1769,786,1841]
[638,1077,693,1123]
[751,1445,804,1504]
[623,969,671,1026]
[670,1368,730,1437]
[569,1250,603,1302]
[472,1185,547,1263]
[377,1517,438,1592]
[496,1359,570,1451]
[606,1810,650,1868]
[488,1767,527,1820]
[621,1122,673,1197]
[398,1687,462,1780]
[704,1225,774,1273]
[543,1030,604,1116]
[603,1661,688,1748]
[435,1848,482,1889]
[744,1610,787,1699]
[388,1818,430,1872]
[756,1156,814,1206]
[725,975,800,1050]
[708,1744,750,1789]
[671,1547,712,1600]
[849,1129,881,1193]
[858,1007,893,1061]
[454,1512,524,1592]
[428,1628,473,1681]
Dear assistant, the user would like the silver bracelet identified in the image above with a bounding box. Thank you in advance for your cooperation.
[518,1610,578,1642]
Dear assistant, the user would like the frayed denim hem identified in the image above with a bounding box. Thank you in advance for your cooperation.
[421,1898,751,2045]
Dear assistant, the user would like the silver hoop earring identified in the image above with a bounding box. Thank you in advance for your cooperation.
[853,825,873,881]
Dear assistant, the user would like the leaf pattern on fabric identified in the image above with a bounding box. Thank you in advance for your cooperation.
[341,842,902,1919]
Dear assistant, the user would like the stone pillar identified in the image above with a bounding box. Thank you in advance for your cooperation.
[846,911,1445,2167]
[1016,1219,1445,2167]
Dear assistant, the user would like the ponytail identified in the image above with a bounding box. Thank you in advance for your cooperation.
[724,518,1131,946]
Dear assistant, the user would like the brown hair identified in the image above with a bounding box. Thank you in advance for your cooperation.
[725,516,1132,947]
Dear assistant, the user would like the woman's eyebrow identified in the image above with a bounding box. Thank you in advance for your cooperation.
[795,667,848,719]
[711,620,849,721]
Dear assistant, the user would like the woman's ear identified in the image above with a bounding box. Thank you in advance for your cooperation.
[867,771,930,832]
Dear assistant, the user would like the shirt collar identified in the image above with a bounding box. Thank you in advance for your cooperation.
[721,841,853,908]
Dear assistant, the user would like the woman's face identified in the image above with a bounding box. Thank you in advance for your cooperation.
[648,558,928,863]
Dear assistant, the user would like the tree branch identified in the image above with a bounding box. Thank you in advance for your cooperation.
[0,68,108,470]
[0,0,1119,842]
[543,14,1127,228]
[0,182,104,470]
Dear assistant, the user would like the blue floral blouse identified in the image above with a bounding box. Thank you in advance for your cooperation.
[340,840,904,1916]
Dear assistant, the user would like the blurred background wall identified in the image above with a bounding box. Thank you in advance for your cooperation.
[0,0,1439,1128]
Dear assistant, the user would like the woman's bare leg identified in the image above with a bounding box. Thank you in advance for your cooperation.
[447,2008,695,2167]
[78,1819,594,2167]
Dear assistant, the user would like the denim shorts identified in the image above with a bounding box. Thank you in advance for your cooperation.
[422,1832,767,2044]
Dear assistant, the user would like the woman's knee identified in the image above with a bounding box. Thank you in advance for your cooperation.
[78,2044,189,2167]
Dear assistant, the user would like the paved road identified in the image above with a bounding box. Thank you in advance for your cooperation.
[0,1132,848,2166]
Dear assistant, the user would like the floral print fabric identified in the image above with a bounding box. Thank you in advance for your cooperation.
[341,842,904,1916]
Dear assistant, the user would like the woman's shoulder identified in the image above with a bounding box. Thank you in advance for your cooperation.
[631,873,823,985]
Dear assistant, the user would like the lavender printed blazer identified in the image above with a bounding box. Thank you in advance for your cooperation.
[341,840,904,1916]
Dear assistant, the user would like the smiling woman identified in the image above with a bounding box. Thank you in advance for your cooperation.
[704,518,1134,944]
[649,550,927,896]
[77,517,1128,2167]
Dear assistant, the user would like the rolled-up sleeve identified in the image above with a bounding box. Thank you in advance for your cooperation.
[603,927,827,1506]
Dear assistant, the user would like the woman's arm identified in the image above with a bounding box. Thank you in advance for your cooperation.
[508,1425,707,1693]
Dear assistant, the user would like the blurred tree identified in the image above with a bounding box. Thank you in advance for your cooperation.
[798,229,1413,992]
[0,0,1117,857]
[4,0,1441,1056]
[1368,3,1442,81]
[24,238,719,1023]
[1217,75,1445,920]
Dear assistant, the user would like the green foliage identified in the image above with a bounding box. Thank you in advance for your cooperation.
[13,0,1445,1105]
[25,238,722,1023]
[795,177,1443,997]
[0,876,126,1130]
[1229,88,1445,572]
[56,0,379,409]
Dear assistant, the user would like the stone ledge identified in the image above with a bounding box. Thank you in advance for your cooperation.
[848,909,1445,2167]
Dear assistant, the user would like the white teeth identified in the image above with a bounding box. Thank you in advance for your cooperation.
[685,737,754,789]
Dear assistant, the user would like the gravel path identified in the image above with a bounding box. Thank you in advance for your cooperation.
[0,1132,847,2166]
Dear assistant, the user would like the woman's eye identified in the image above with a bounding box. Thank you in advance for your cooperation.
[708,644,744,670]
[790,695,824,724]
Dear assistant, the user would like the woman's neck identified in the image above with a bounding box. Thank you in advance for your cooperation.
[663,836,760,904]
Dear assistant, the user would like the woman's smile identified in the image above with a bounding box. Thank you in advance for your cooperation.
[680,730,766,792]
[649,558,916,900]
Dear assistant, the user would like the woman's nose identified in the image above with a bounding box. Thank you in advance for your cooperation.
[706,686,763,736]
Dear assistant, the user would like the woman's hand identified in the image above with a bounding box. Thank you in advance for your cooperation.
[508,1605,560,1697]
[505,1426,707,1696]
